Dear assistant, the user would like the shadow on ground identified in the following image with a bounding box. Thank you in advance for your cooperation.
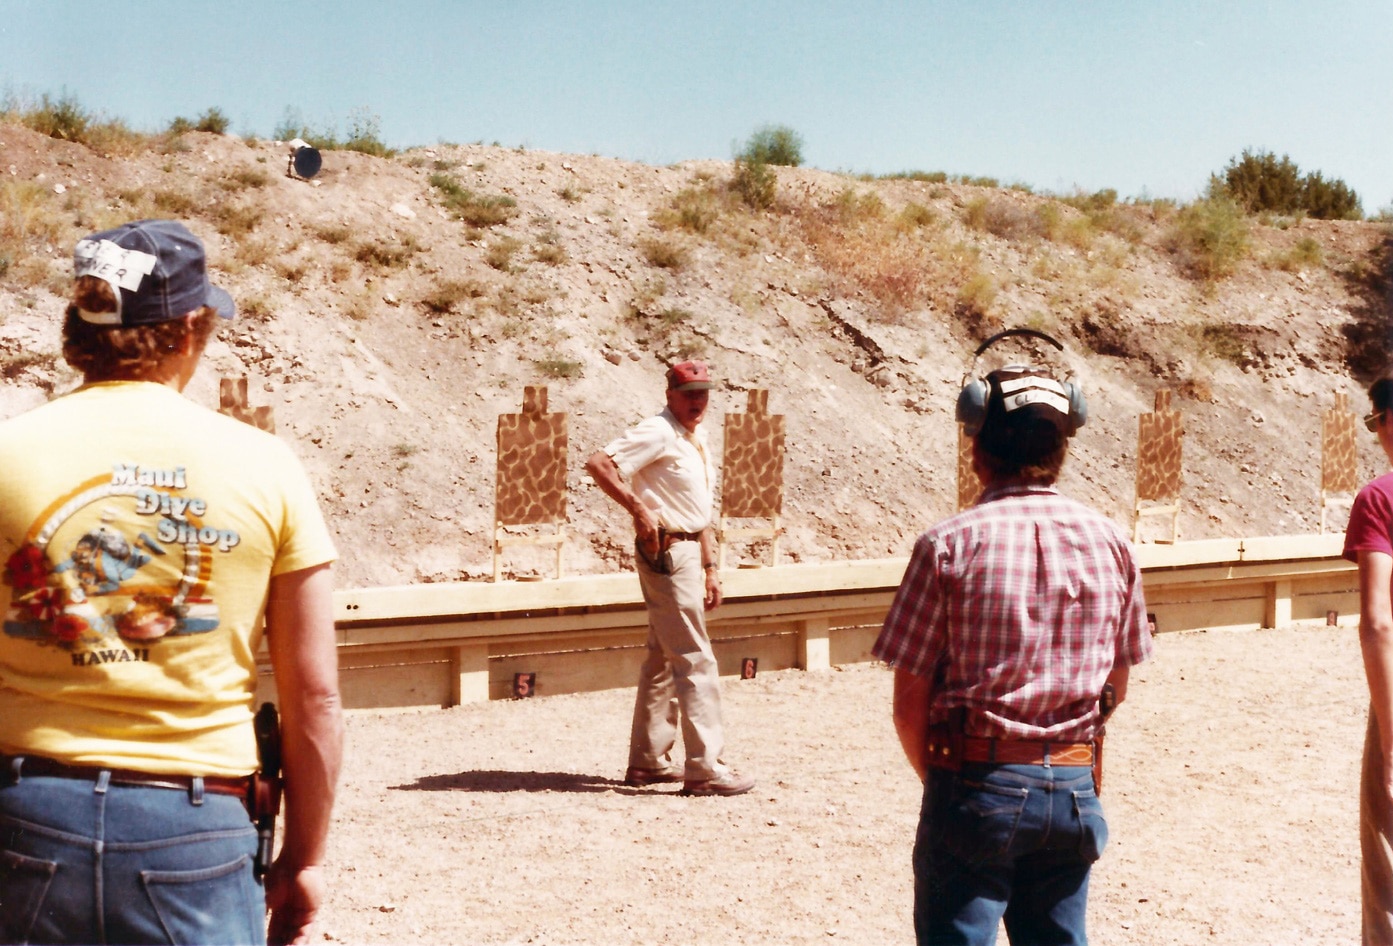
[391,769,649,794]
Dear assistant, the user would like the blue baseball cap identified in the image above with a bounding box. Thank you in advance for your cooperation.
[73,219,235,325]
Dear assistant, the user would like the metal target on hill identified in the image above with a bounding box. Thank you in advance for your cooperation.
[291,146,322,180]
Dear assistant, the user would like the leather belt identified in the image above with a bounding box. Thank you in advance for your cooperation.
[961,737,1094,766]
[662,531,702,543]
[2,754,252,798]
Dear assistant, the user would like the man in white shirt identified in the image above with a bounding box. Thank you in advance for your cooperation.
[585,361,754,797]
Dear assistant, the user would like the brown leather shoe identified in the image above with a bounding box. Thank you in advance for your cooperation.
[624,765,683,787]
[680,770,756,797]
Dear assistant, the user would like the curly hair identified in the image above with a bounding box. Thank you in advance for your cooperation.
[62,276,219,381]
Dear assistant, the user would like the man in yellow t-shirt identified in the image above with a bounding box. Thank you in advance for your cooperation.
[0,220,342,946]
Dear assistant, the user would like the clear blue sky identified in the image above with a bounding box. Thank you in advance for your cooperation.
[4,1,1390,211]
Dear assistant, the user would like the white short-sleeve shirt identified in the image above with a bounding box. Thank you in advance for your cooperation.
[603,408,715,533]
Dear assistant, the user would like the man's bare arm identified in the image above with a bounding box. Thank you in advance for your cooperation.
[892,667,934,782]
[264,563,342,946]
[585,450,658,544]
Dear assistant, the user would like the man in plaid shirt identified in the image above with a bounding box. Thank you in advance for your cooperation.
[874,364,1152,946]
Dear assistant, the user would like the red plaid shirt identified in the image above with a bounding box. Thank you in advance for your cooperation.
[874,484,1152,742]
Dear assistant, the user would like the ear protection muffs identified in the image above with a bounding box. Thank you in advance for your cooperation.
[956,328,1087,437]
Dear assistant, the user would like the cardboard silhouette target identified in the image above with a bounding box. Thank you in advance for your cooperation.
[719,389,785,568]
[1134,389,1184,543]
[218,377,275,432]
[494,386,568,581]
[1320,391,1358,534]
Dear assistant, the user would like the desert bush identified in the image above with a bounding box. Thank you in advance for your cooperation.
[196,107,230,134]
[343,107,393,157]
[152,189,200,217]
[532,230,566,265]
[1217,150,1304,216]
[169,107,230,136]
[557,184,582,203]
[238,295,274,321]
[275,258,308,284]
[964,196,1048,241]
[895,202,937,231]
[213,202,264,239]
[1194,322,1249,367]
[314,224,351,245]
[738,124,804,167]
[0,180,67,283]
[429,173,518,226]
[23,91,90,142]
[955,271,999,331]
[354,238,417,270]
[657,188,723,234]
[234,238,276,268]
[1215,149,1362,220]
[882,170,949,183]
[222,167,270,191]
[1168,197,1250,281]
[420,279,485,314]
[1302,172,1362,221]
[831,188,886,225]
[534,357,584,379]
[485,236,523,271]
[732,158,777,210]
[641,236,689,270]
[1271,235,1324,272]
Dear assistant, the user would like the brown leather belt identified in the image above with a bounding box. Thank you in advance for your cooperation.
[2,754,251,798]
[662,531,702,543]
[961,737,1094,766]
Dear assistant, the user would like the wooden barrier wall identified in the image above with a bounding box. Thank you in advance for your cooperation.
[256,534,1357,710]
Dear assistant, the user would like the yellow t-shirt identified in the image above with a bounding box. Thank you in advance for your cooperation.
[0,381,336,776]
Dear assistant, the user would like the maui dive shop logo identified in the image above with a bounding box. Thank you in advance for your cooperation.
[3,463,240,656]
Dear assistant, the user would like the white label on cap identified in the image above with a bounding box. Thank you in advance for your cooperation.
[998,376,1069,415]
[74,239,157,292]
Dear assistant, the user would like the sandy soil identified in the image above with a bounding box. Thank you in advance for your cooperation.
[316,623,1364,945]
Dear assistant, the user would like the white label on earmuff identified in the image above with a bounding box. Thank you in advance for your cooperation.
[998,376,1069,415]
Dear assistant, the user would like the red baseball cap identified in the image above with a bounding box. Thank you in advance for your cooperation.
[667,360,713,391]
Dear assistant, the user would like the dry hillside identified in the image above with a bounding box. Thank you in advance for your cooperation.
[2,122,1391,589]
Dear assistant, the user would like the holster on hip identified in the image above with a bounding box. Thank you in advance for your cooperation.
[635,528,674,575]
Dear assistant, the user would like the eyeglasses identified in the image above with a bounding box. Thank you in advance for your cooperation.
[1367,410,1386,433]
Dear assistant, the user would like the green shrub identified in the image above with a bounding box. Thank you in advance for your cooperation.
[1215,149,1362,220]
[732,158,776,210]
[429,173,518,226]
[1169,197,1250,280]
[1302,172,1362,220]
[882,170,949,183]
[170,107,230,136]
[1272,235,1324,272]
[196,107,231,134]
[24,91,90,142]
[658,188,722,234]
[213,203,263,238]
[534,357,584,379]
[343,107,393,157]
[895,202,937,230]
[738,124,804,167]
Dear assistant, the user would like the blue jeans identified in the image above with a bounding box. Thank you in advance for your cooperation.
[0,772,263,945]
[914,763,1107,946]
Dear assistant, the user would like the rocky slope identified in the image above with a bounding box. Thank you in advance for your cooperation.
[2,122,1390,589]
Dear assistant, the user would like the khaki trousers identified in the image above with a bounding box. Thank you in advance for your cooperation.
[628,539,728,780]
[1365,706,1393,946]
